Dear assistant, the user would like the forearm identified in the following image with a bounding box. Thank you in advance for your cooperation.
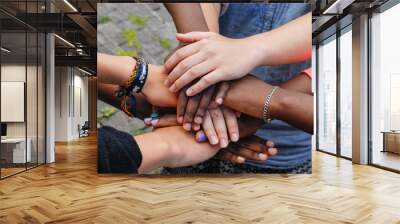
[97,53,136,85]
[248,12,312,66]
[98,83,152,119]
[200,3,220,32]
[135,132,171,174]
[237,115,264,138]
[224,76,313,134]
[164,3,209,32]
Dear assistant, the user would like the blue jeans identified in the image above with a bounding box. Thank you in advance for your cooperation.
[219,3,312,170]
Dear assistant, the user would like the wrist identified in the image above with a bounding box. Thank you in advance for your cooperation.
[246,34,269,68]
[141,64,159,99]
[153,130,180,168]
[136,131,171,173]
[269,88,286,121]
[118,56,137,86]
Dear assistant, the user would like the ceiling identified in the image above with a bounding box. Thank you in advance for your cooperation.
[0,0,394,72]
[0,0,98,73]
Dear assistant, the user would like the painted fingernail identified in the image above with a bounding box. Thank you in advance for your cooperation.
[194,116,202,124]
[198,132,207,142]
[183,123,191,131]
[151,119,159,126]
[216,98,223,105]
[231,133,239,142]
[210,135,219,145]
[220,138,228,148]
[177,116,183,124]
[144,117,152,125]
[164,79,170,86]
[186,88,193,96]
[237,156,245,163]
[193,125,200,131]
[258,153,267,160]
[169,84,177,92]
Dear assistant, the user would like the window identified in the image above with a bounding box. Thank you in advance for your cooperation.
[0,1,46,179]
[339,28,352,158]
[370,2,400,171]
[317,36,337,154]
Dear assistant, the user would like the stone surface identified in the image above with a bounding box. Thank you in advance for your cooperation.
[97,3,178,133]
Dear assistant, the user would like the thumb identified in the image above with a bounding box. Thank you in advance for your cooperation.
[176,32,213,43]
[145,114,179,128]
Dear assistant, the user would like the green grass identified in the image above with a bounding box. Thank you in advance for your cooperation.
[159,38,172,49]
[130,126,153,136]
[115,49,138,57]
[128,15,147,26]
[99,16,112,24]
[121,29,141,49]
[98,106,118,126]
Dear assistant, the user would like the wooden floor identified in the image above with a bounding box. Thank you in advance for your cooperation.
[1,135,400,224]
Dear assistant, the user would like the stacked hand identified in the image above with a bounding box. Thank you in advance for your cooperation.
[162,32,260,147]
[164,32,260,95]
[146,114,277,164]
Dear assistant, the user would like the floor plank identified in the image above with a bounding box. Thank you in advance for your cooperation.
[0,135,399,224]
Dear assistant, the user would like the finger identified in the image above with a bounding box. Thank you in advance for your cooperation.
[209,108,229,148]
[266,140,275,148]
[183,93,202,131]
[164,41,202,74]
[268,147,278,156]
[176,32,213,43]
[170,60,215,92]
[186,70,220,96]
[222,107,239,142]
[176,86,189,124]
[166,52,206,87]
[149,114,178,128]
[202,110,219,145]
[236,140,267,154]
[228,143,268,161]
[216,150,245,164]
[194,85,215,125]
[215,82,230,105]
[195,130,208,142]
[192,123,201,131]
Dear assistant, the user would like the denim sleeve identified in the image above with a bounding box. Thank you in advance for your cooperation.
[97,126,142,173]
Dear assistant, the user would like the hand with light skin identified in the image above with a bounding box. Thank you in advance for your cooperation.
[164,32,257,96]
[164,12,312,96]
[144,114,277,165]
[98,53,313,140]
[135,126,220,174]
[97,53,177,108]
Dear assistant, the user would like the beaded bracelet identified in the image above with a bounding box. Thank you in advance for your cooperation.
[120,95,137,117]
[263,86,279,123]
[116,56,147,117]
[130,59,148,94]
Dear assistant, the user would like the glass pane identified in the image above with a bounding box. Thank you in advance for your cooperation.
[371,4,400,171]
[38,33,45,165]
[339,29,352,158]
[318,37,337,154]
[1,30,27,177]
[27,31,38,169]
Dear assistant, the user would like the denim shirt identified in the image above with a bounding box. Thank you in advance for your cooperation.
[219,3,312,170]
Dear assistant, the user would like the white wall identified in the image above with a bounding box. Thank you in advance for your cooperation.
[54,67,89,141]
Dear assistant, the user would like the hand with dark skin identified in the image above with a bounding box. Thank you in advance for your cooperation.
[164,3,230,133]
[97,53,312,163]
[98,53,313,133]
[146,113,277,164]
[150,73,312,163]
[95,84,277,165]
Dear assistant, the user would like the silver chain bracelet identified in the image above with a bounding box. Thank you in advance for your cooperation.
[263,86,279,123]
